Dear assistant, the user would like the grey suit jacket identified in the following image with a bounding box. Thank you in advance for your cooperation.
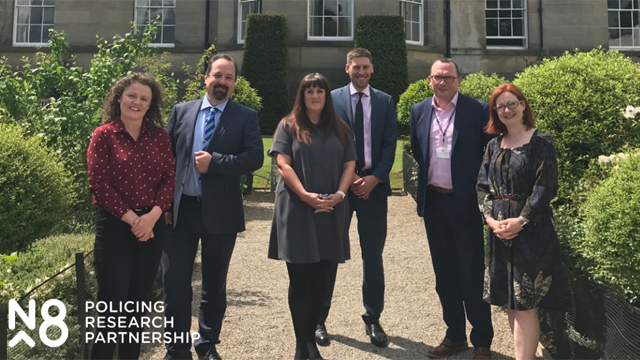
[167,98,264,234]
[331,85,398,196]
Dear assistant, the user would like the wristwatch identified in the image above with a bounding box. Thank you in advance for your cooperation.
[517,216,528,228]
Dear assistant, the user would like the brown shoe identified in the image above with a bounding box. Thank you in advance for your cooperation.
[428,338,469,358]
[474,347,492,360]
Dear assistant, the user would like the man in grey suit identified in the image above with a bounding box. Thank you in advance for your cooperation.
[316,48,398,348]
[162,54,263,360]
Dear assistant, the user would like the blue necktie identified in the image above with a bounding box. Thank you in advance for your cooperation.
[203,107,218,149]
[354,92,365,170]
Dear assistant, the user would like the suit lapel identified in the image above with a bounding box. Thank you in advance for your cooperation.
[369,88,379,134]
[186,99,203,152]
[343,86,353,126]
[206,100,235,151]
[423,98,433,156]
[452,95,466,151]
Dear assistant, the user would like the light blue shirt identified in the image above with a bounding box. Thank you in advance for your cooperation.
[182,96,228,196]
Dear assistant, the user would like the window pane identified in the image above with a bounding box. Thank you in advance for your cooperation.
[30,7,43,24]
[43,0,54,5]
[310,0,323,16]
[17,0,29,5]
[620,0,632,9]
[412,22,419,41]
[512,0,524,8]
[405,21,411,40]
[400,2,408,19]
[634,11,640,26]
[309,16,323,36]
[610,28,620,39]
[30,0,42,5]
[621,29,633,45]
[621,11,632,27]
[163,0,175,6]
[338,0,351,17]
[608,0,619,9]
[499,19,512,36]
[43,7,54,24]
[486,0,498,9]
[163,25,175,43]
[324,0,338,16]
[137,9,149,24]
[16,24,28,42]
[324,17,337,36]
[337,16,350,36]
[412,3,420,22]
[29,25,42,42]
[240,20,246,41]
[486,19,498,36]
[151,30,161,43]
[151,7,162,22]
[486,10,497,18]
[150,0,162,6]
[499,10,511,17]
[512,10,522,17]
[17,7,30,24]
[242,3,250,18]
[163,9,175,24]
[137,0,148,6]
[513,18,523,36]
[43,25,53,40]
[609,11,619,27]
[499,0,510,9]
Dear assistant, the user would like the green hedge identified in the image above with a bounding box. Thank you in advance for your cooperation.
[579,151,640,305]
[354,15,408,104]
[242,13,289,134]
[0,125,75,253]
[513,47,640,204]
[397,71,507,136]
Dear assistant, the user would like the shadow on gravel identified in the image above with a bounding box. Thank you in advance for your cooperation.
[227,289,273,307]
[331,334,434,359]
[242,203,275,221]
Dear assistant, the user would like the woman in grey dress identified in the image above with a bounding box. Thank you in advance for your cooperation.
[269,73,356,360]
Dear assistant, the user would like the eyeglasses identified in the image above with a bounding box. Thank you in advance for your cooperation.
[429,75,458,83]
[494,100,523,113]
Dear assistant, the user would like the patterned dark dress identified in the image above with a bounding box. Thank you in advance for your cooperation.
[477,130,564,310]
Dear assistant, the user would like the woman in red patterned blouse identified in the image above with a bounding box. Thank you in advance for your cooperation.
[87,73,175,360]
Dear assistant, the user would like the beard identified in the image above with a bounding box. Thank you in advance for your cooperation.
[211,85,229,100]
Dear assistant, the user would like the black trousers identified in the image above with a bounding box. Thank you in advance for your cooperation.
[162,195,237,357]
[287,261,330,360]
[423,189,493,348]
[90,207,164,360]
[320,190,387,325]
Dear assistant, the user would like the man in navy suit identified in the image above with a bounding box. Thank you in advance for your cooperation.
[316,48,398,348]
[410,58,494,360]
[162,54,263,360]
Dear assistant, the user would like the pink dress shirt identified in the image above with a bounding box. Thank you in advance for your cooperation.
[349,83,372,169]
[427,92,459,189]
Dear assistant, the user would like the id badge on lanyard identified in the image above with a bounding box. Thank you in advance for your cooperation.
[433,107,455,159]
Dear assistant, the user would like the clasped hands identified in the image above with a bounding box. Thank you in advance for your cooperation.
[122,207,162,242]
[303,192,342,213]
[487,217,524,240]
[351,175,379,200]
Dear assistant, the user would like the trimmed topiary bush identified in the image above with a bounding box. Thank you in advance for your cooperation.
[513,47,640,204]
[579,150,640,305]
[397,71,507,136]
[0,125,74,253]
[242,13,289,134]
[354,15,408,104]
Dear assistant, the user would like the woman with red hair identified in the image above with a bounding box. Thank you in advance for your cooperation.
[476,84,564,360]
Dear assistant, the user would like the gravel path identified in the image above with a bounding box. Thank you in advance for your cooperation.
[142,191,517,360]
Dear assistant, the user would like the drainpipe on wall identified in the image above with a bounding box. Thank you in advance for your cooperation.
[204,0,211,50]
[538,0,543,51]
[445,0,451,58]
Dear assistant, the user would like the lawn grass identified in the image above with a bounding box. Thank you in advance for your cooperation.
[253,137,405,190]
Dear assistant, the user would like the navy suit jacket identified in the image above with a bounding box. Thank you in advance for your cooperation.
[331,85,398,196]
[167,99,263,234]
[409,93,492,218]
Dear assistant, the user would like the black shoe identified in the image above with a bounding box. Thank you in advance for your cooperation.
[202,348,223,360]
[315,324,331,346]
[365,322,389,348]
[163,350,193,360]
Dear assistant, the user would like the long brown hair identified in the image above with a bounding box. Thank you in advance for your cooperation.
[486,84,535,134]
[101,73,166,133]
[281,73,351,147]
